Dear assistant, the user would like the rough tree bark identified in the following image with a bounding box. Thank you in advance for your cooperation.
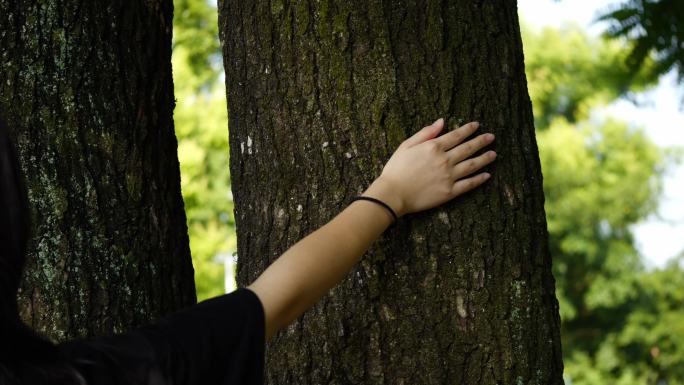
[219,1,563,384]
[0,0,196,341]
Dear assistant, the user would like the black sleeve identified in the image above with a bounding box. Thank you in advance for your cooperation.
[141,287,265,384]
[58,287,265,385]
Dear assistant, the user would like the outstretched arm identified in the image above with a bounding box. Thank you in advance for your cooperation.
[247,118,497,341]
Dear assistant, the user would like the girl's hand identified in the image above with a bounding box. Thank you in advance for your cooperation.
[366,118,496,217]
[251,118,496,340]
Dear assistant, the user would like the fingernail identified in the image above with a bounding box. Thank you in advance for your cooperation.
[486,133,495,141]
[433,118,444,125]
[484,173,491,179]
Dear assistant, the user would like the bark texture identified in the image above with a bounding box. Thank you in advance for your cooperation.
[0,0,196,341]
[219,0,564,383]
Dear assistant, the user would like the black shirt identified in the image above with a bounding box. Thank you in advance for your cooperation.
[57,288,265,385]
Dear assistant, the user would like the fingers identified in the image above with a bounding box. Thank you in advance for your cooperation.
[434,121,480,151]
[452,172,492,197]
[452,150,497,180]
[401,118,444,148]
[447,132,495,165]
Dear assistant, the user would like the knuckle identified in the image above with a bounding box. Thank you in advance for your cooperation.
[439,156,450,169]
[467,158,478,170]
[426,141,441,153]
[463,122,478,133]
[452,130,465,142]
[451,184,461,196]
[442,185,453,198]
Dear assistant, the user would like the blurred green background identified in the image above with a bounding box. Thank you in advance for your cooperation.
[172,0,235,299]
[171,0,684,384]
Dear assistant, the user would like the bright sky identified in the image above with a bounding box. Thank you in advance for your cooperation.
[518,0,684,268]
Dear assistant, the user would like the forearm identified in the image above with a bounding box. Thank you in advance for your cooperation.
[246,118,496,342]
[247,178,400,341]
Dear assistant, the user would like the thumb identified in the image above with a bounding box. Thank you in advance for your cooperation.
[402,118,444,148]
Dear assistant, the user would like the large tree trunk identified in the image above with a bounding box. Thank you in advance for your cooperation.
[219,1,564,383]
[0,0,196,341]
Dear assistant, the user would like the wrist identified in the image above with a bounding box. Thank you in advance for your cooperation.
[362,177,406,218]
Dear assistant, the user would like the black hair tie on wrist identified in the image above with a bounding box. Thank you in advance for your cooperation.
[350,195,398,224]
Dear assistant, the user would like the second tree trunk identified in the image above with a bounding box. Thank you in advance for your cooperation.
[219,1,564,383]
[0,0,196,341]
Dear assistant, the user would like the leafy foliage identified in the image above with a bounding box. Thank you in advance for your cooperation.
[173,0,223,91]
[599,0,684,86]
[538,118,661,321]
[173,0,234,301]
[522,24,654,129]
[524,21,684,385]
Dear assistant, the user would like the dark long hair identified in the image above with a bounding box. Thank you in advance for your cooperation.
[0,113,29,335]
[0,115,82,384]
